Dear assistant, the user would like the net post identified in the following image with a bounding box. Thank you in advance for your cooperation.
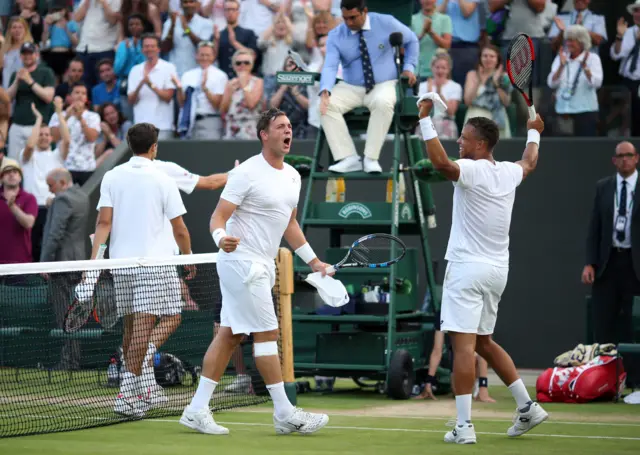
[276,247,297,405]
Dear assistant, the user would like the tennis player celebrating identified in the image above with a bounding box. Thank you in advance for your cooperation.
[92,123,192,417]
[180,108,330,435]
[417,94,547,444]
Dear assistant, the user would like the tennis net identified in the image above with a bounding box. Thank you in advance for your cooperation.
[0,250,293,438]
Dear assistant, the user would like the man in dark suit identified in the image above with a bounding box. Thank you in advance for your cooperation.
[582,141,640,344]
[41,168,90,370]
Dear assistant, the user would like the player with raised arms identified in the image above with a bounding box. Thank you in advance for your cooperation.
[180,108,330,435]
[92,122,192,417]
[416,93,547,444]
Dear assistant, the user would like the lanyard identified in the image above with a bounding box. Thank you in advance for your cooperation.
[563,58,584,98]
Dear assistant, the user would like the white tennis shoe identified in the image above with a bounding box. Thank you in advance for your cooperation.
[114,394,149,418]
[142,384,169,407]
[507,401,548,437]
[444,422,477,444]
[274,408,329,435]
[179,406,229,435]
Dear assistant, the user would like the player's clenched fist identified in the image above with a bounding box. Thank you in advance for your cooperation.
[527,114,544,134]
[219,236,240,253]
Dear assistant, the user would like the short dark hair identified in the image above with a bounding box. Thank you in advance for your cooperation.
[70,81,88,93]
[68,57,84,69]
[340,0,366,11]
[141,33,160,47]
[466,117,500,150]
[128,13,145,23]
[256,108,287,143]
[127,123,159,155]
[96,58,113,72]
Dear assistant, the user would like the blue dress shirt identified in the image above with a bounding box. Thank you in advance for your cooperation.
[319,13,419,93]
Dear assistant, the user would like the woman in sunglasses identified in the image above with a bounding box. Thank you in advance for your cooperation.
[219,49,264,140]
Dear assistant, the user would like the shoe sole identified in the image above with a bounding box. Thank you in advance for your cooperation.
[275,416,330,435]
[179,416,230,435]
[114,404,144,418]
[508,411,549,437]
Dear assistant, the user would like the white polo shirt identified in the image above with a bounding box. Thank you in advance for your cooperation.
[97,156,186,259]
[128,59,177,131]
[49,110,102,172]
[445,159,523,268]
[180,65,228,116]
[19,147,64,206]
[239,0,280,37]
[161,14,214,76]
[75,0,122,53]
[218,153,301,266]
[154,159,200,255]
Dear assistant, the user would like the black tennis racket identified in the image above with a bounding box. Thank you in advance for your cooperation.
[325,233,407,274]
[506,33,537,120]
[63,244,107,333]
[93,270,119,330]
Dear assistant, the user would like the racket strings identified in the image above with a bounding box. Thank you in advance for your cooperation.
[351,237,397,264]
[509,37,533,89]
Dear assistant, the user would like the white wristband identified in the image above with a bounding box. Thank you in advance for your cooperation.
[419,117,438,141]
[526,129,540,146]
[295,243,317,264]
[212,228,227,248]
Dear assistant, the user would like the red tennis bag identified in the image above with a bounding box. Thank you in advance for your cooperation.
[536,355,626,403]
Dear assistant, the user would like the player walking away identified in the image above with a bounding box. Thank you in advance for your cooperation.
[135,158,252,404]
[92,122,193,418]
[417,95,547,444]
[180,108,330,435]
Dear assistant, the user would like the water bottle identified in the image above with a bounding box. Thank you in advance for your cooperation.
[421,288,432,313]
[107,358,119,387]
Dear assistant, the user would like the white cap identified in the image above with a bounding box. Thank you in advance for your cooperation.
[305,272,350,308]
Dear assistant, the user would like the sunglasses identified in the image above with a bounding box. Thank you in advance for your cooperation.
[615,153,637,159]
[198,40,215,48]
[235,60,251,66]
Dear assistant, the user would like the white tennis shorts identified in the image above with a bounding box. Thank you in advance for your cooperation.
[440,261,509,336]
[113,268,182,317]
[218,260,278,335]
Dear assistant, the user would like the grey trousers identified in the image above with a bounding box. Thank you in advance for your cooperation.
[192,116,223,140]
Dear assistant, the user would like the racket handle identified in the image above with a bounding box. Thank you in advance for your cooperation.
[527,105,537,121]
[96,244,107,260]
[325,265,335,275]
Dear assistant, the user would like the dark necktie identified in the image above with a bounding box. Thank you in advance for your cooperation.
[629,39,640,74]
[617,180,627,242]
[358,30,375,93]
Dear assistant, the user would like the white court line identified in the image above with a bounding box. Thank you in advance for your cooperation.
[3,412,640,428]
[235,410,640,428]
[147,419,640,442]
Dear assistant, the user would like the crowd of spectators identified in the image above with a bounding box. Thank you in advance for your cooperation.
[0,0,637,266]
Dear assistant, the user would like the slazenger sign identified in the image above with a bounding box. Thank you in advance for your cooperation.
[338,203,372,219]
[276,73,315,85]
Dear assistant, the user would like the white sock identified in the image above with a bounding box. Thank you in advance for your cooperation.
[266,382,295,421]
[142,343,158,387]
[508,378,532,409]
[455,394,472,426]
[189,376,218,410]
[119,372,138,398]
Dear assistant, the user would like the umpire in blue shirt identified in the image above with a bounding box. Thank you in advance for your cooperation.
[319,0,418,174]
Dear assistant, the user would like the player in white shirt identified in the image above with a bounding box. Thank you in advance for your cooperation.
[417,95,547,444]
[92,122,192,418]
[180,108,330,436]
[135,158,252,401]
